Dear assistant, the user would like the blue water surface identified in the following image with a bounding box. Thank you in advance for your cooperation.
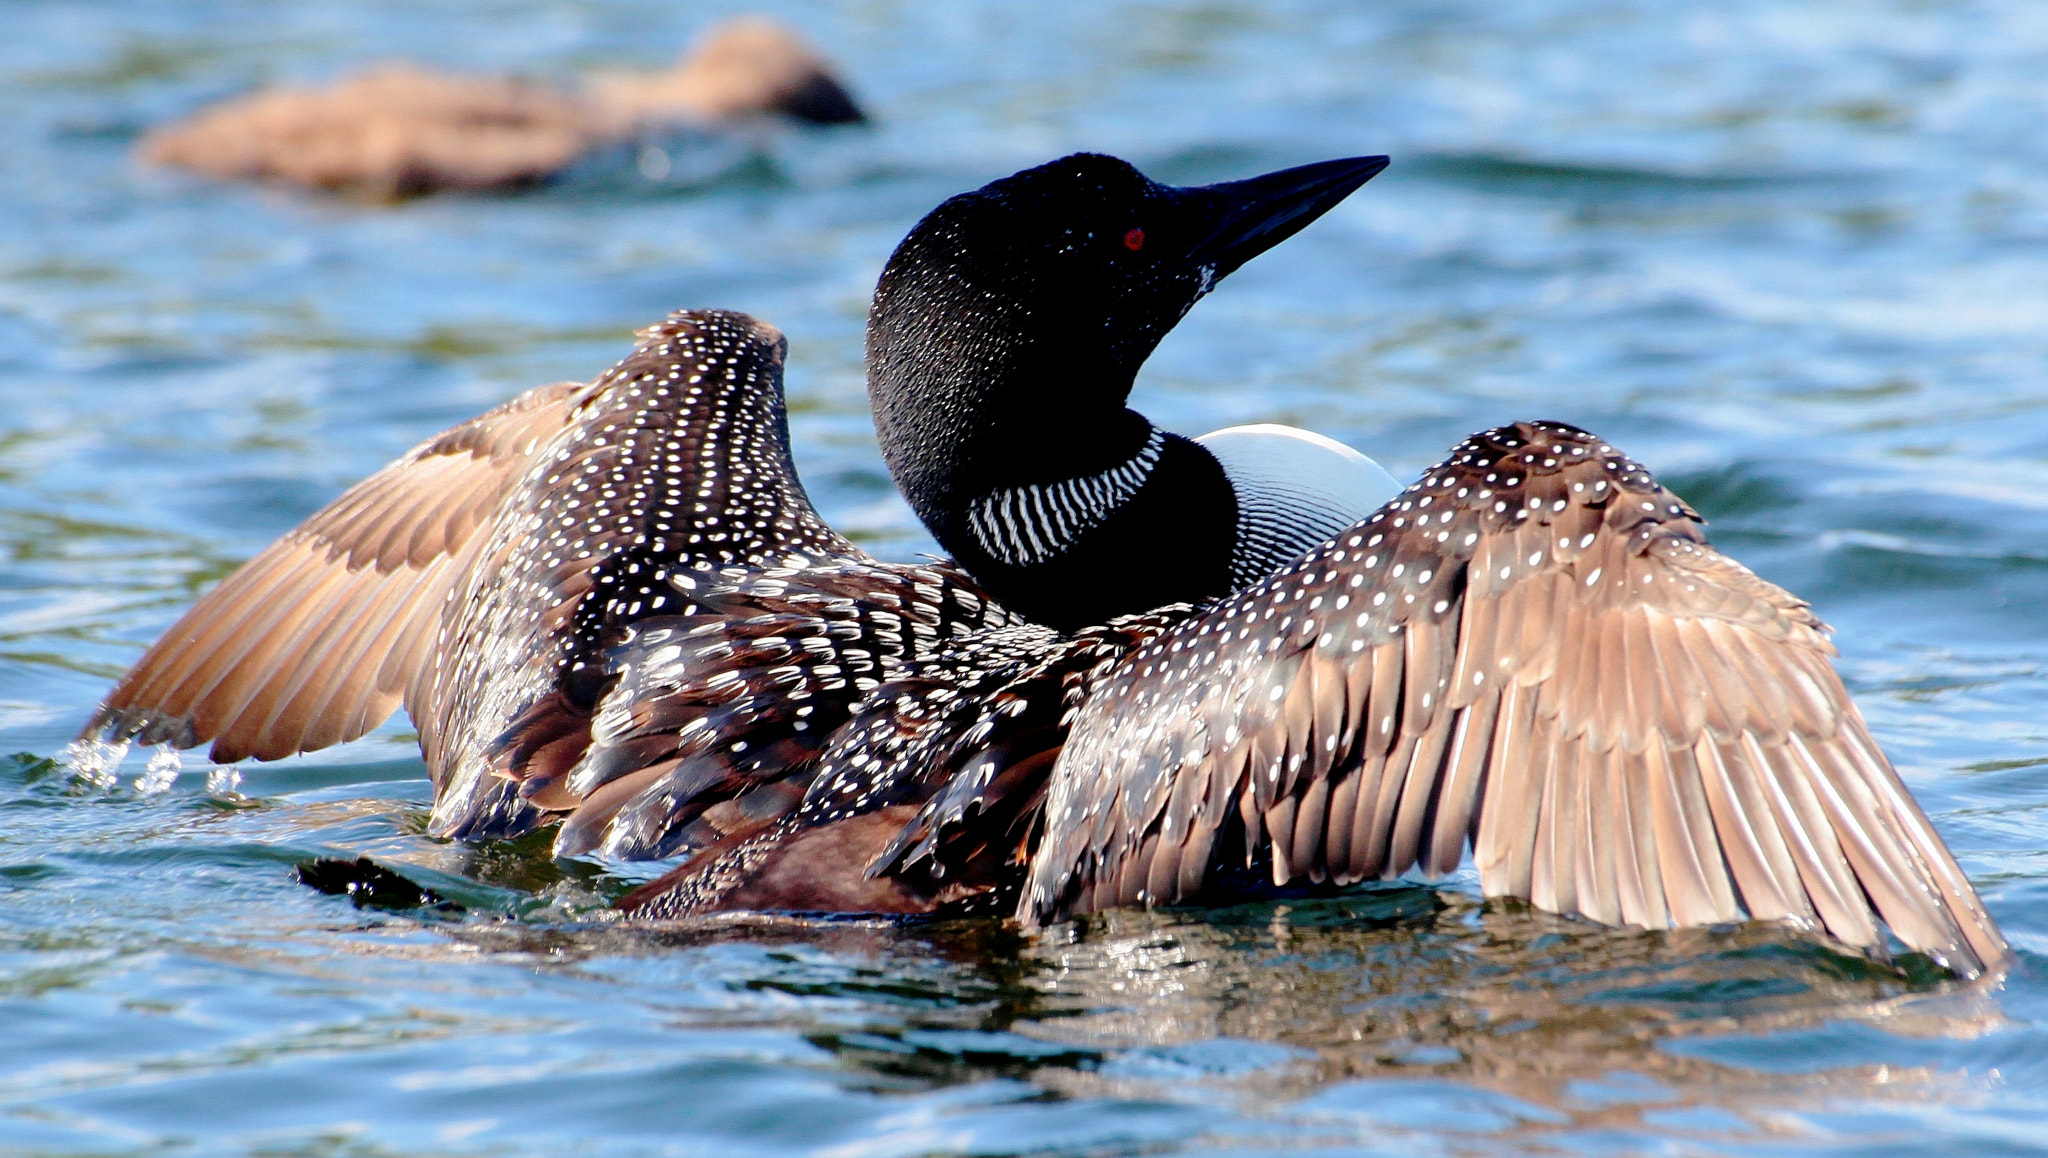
[2,1,2046,1154]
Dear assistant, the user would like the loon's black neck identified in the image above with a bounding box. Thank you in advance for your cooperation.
[867,264,1237,632]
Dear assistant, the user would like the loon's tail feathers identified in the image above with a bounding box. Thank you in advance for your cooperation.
[1025,421,2009,981]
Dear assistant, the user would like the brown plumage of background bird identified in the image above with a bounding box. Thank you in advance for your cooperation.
[134,16,865,199]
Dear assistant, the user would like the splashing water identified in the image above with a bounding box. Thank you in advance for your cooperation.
[57,736,130,790]
[134,746,182,795]
[204,765,243,797]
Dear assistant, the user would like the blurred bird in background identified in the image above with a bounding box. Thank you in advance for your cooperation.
[133,16,865,199]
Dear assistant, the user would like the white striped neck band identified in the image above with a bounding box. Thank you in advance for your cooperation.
[966,428,1167,567]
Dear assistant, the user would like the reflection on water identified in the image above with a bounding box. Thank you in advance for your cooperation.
[425,891,2006,1152]
[1014,898,2001,1133]
[0,739,2036,1154]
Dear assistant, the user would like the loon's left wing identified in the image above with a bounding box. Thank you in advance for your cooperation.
[82,309,886,849]
[80,381,585,764]
[1027,421,2008,980]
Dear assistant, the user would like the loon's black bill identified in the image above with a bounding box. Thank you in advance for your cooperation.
[1186,155,1389,275]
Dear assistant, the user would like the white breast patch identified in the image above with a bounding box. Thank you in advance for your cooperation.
[1196,424,1402,589]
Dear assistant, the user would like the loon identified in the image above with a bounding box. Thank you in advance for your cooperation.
[136,17,865,199]
[76,156,2007,978]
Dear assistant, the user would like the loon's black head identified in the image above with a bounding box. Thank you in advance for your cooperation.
[870,153,1387,489]
[867,152,1388,630]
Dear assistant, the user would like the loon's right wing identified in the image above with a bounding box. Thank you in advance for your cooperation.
[1028,421,2008,980]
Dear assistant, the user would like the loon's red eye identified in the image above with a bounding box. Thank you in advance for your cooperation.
[1123,227,1145,251]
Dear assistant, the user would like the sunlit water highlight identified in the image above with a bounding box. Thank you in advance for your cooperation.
[2,1,2046,1154]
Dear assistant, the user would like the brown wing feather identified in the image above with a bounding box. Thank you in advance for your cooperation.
[81,381,583,763]
[415,311,874,841]
[1028,421,2008,979]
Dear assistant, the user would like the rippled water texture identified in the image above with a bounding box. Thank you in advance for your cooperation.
[3,1,2046,1154]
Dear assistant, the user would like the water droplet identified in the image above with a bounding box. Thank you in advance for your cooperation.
[134,746,183,795]
[58,737,129,790]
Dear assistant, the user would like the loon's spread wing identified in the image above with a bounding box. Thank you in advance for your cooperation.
[82,381,585,764]
[81,310,872,850]
[1028,421,2008,979]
